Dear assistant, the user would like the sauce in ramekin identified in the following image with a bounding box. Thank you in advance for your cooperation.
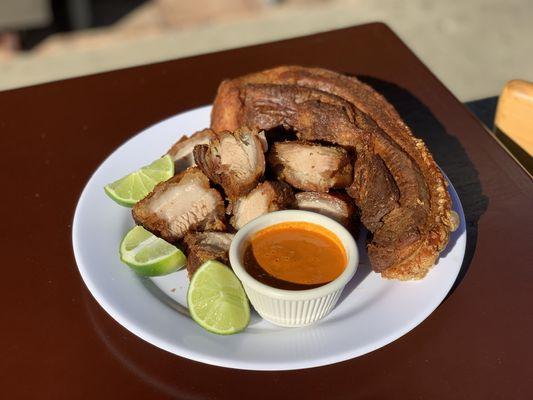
[243,221,346,290]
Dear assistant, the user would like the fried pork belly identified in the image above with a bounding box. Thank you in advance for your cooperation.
[193,127,267,199]
[295,191,355,228]
[211,66,458,280]
[347,152,399,233]
[132,167,225,242]
[268,141,353,192]
[230,181,294,229]
[166,129,215,172]
[183,232,234,278]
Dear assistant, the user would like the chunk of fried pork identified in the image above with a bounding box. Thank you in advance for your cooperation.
[295,191,355,228]
[230,181,294,229]
[194,127,267,200]
[268,141,353,192]
[132,167,225,242]
[183,232,234,278]
[167,129,216,172]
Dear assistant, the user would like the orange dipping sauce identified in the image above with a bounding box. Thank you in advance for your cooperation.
[243,221,346,290]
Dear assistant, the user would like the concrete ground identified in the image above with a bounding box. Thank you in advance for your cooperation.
[0,0,532,101]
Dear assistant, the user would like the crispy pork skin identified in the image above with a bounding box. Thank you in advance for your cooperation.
[294,191,355,228]
[132,167,226,242]
[211,66,458,279]
[193,127,267,200]
[230,181,294,230]
[268,141,353,192]
[347,152,399,233]
[166,129,215,172]
[183,232,234,278]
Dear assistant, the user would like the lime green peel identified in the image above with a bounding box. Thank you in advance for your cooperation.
[120,226,186,276]
[104,155,174,207]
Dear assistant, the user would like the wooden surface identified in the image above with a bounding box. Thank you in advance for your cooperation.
[495,79,533,155]
[467,96,533,174]
[1,23,532,399]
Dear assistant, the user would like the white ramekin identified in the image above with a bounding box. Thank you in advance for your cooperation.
[229,210,358,327]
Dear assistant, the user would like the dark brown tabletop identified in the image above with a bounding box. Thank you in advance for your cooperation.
[1,23,532,399]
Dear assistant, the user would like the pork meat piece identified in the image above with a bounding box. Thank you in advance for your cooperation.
[193,127,267,199]
[132,167,226,242]
[294,191,355,228]
[166,129,216,172]
[268,141,353,192]
[183,232,234,278]
[230,181,294,229]
[347,152,399,232]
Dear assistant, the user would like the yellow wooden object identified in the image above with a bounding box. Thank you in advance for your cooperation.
[495,79,533,156]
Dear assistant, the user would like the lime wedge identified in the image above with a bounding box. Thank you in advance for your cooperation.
[187,260,250,335]
[104,155,174,207]
[120,226,186,276]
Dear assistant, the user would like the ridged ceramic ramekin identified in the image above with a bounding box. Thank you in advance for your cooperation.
[229,210,358,327]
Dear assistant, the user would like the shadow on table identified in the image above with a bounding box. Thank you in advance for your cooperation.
[355,76,489,295]
[83,291,203,399]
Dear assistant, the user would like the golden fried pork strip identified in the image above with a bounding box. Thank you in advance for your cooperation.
[211,66,458,280]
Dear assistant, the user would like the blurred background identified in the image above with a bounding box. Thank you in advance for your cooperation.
[1,0,532,100]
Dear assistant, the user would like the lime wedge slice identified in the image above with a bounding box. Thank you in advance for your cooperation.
[104,155,174,207]
[187,260,250,335]
[120,226,186,276]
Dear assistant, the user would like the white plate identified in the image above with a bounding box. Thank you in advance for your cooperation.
[72,105,466,371]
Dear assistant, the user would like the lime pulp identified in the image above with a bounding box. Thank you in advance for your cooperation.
[119,226,186,276]
[187,260,250,335]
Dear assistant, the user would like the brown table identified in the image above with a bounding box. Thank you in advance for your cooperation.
[2,23,532,399]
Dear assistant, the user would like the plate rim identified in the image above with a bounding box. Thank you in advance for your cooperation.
[72,105,467,371]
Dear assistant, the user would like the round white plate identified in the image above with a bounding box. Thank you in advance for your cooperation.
[72,105,466,371]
